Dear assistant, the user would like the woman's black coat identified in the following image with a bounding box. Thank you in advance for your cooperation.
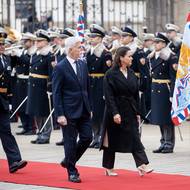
[100,65,144,153]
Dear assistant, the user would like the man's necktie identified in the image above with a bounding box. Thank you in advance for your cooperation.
[76,61,82,82]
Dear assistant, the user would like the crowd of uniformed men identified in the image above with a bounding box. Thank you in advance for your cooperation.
[0,22,182,167]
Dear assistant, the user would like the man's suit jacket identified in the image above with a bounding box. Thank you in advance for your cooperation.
[52,57,91,119]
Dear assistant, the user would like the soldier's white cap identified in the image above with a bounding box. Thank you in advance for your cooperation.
[35,29,50,42]
[22,32,36,41]
[142,33,155,41]
[89,24,105,38]
[165,23,180,32]
[48,30,60,39]
[111,26,122,35]
[59,28,76,38]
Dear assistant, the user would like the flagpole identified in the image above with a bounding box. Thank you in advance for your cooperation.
[80,0,83,15]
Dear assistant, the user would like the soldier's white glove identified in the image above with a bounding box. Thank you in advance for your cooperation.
[9,104,12,111]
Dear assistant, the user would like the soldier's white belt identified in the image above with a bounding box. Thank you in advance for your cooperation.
[17,74,29,79]
[89,73,105,78]
[0,87,7,93]
[29,73,49,79]
[152,79,171,84]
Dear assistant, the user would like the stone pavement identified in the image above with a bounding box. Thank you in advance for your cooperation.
[0,122,190,190]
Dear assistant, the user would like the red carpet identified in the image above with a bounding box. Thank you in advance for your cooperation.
[0,159,190,190]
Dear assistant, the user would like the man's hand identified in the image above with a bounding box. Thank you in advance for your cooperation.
[57,116,67,126]
[113,114,121,124]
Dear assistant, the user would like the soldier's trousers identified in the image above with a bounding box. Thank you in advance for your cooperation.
[35,117,52,140]
[159,124,175,150]
[19,112,33,132]
[0,111,22,166]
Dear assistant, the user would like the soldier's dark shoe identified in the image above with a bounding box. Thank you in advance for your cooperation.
[94,143,100,149]
[56,141,64,146]
[161,148,173,153]
[68,174,81,183]
[89,141,98,148]
[60,159,66,168]
[16,130,27,135]
[31,139,49,144]
[24,130,36,135]
[9,160,27,173]
[152,147,164,153]
[35,139,50,144]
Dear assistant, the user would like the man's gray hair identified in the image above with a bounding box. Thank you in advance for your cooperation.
[65,37,81,55]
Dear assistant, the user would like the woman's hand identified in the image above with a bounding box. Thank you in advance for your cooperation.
[113,114,121,124]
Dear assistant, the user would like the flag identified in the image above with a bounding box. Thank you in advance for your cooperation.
[171,13,190,125]
[77,14,85,44]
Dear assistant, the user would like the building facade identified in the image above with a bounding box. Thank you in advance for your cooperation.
[0,0,188,34]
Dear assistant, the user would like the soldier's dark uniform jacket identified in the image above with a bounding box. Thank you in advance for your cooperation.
[0,54,12,111]
[150,51,178,125]
[86,43,112,128]
[55,48,66,64]
[129,46,149,117]
[26,47,54,117]
[142,49,153,115]
[11,50,31,112]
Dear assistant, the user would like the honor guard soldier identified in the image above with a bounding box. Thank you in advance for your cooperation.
[0,27,27,173]
[121,27,147,118]
[55,28,75,64]
[27,29,55,144]
[109,26,122,54]
[165,23,182,58]
[150,33,177,153]
[86,24,112,148]
[141,33,155,118]
[11,32,36,135]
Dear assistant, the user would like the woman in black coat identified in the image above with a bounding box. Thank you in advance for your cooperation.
[100,47,153,176]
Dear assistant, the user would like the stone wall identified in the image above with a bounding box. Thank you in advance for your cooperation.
[174,0,190,32]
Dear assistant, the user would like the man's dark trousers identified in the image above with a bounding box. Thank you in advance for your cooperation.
[63,108,92,176]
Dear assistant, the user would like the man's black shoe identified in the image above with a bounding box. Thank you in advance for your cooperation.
[31,139,49,144]
[9,160,27,173]
[68,174,81,183]
[60,159,66,168]
[152,147,164,153]
[56,141,64,146]
[161,148,173,153]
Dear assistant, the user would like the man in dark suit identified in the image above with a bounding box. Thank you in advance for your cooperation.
[0,27,27,173]
[52,37,92,183]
